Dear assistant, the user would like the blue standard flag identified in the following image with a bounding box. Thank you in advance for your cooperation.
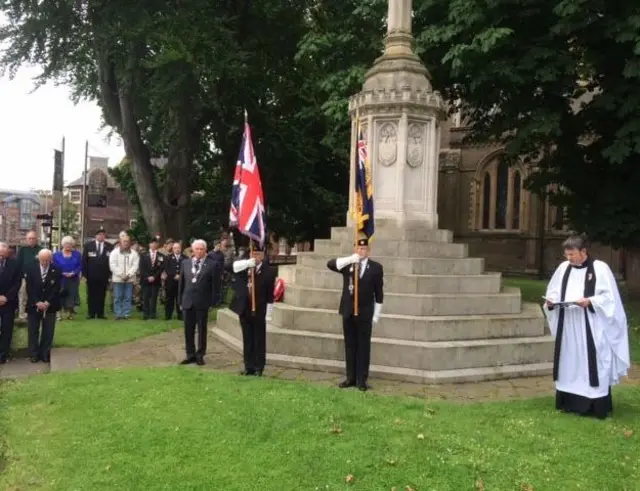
[354,128,374,238]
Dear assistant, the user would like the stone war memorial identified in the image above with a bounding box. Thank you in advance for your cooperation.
[214,0,554,384]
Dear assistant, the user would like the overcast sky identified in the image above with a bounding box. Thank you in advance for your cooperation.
[0,63,125,192]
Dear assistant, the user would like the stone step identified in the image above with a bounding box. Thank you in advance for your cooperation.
[284,284,521,316]
[296,252,484,275]
[215,309,554,372]
[314,239,468,258]
[270,302,545,341]
[331,226,454,243]
[212,325,553,384]
[278,265,501,294]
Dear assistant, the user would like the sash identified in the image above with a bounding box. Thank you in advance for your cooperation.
[552,257,599,387]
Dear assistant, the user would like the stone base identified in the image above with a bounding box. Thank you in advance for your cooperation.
[211,224,554,384]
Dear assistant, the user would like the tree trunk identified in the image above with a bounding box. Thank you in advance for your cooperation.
[625,247,640,299]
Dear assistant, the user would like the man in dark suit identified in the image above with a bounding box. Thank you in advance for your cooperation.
[178,239,217,365]
[327,237,384,391]
[207,237,228,306]
[140,236,165,320]
[25,249,61,363]
[82,226,113,319]
[0,242,22,364]
[229,243,276,376]
[164,241,186,320]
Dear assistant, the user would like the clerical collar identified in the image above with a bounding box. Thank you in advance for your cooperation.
[571,257,591,269]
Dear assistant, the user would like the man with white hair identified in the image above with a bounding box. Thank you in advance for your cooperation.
[178,239,218,365]
[0,242,22,363]
[25,249,62,363]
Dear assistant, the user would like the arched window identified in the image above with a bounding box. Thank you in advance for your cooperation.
[546,184,571,233]
[474,151,526,231]
[482,173,491,229]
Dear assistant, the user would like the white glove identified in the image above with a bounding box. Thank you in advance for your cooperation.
[372,303,383,324]
[266,303,274,322]
[233,258,256,273]
[335,253,361,271]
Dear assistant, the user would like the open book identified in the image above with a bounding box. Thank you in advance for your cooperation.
[541,296,578,308]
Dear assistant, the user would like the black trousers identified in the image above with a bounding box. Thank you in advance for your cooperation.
[240,312,266,372]
[183,308,208,358]
[165,281,181,320]
[27,311,56,360]
[0,311,15,361]
[142,282,160,319]
[87,280,108,317]
[342,314,373,384]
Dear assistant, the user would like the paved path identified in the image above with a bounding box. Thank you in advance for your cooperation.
[1,329,638,402]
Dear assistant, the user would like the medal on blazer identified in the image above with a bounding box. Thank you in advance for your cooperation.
[191,259,204,283]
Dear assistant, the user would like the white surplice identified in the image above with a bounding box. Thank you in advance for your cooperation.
[543,260,630,399]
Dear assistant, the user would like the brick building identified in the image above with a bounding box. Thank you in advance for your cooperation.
[0,189,49,246]
[436,119,622,277]
[65,156,136,242]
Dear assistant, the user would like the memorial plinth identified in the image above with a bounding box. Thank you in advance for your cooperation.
[212,0,553,383]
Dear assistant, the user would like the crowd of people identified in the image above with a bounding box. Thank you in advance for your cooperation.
[0,227,632,418]
[0,226,240,365]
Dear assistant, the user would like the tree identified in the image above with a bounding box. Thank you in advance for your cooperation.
[59,196,80,239]
[3,0,352,244]
[1,0,241,239]
[412,0,640,249]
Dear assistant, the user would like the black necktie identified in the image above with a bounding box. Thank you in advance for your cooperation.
[0,259,4,273]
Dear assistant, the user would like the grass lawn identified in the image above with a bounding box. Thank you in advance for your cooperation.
[503,277,640,363]
[11,283,218,351]
[0,368,639,491]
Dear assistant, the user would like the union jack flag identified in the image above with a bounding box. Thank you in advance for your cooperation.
[229,112,267,246]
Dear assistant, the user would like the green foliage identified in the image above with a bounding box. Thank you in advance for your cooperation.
[59,196,80,239]
[1,0,353,244]
[413,0,640,248]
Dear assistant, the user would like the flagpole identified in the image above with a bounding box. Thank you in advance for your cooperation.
[59,136,65,250]
[250,240,256,313]
[245,109,257,314]
[353,115,360,317]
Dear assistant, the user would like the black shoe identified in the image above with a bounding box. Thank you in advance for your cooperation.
[255,370,263,377]
[240,370,255,376]
[180,358,196,365]
[30,357,39,363]
[41,357,50,363]
[196,358,205,366]
[0,357,6,365]
[338,380,356,389]
[357,382,370,392]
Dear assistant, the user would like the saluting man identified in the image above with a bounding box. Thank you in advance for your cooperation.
[82,226,113,319]
[140,236,165,320]
[229,243,276,376]
[327,237,383,391]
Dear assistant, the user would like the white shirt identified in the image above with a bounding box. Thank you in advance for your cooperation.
[358,258,368,278]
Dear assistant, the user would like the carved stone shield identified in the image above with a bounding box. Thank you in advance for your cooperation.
[378,122,398,167]
[407,123,424,168]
